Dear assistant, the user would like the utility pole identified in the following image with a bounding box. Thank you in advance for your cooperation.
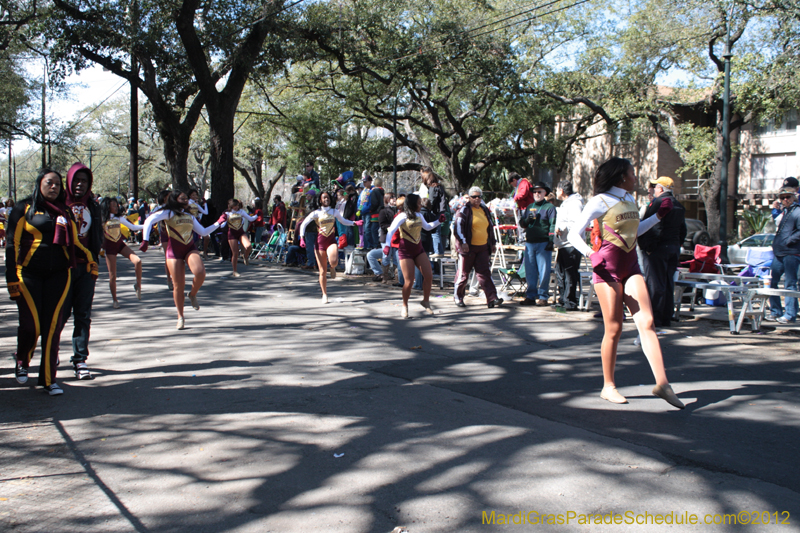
[392,95,398,197]
[129,0,139,200]
[41,62,47,169]
[719,4,734,263]
[86,147,96,169]
[7,137,11,198]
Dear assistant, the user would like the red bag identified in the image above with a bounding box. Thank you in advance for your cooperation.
[338,234,347,248]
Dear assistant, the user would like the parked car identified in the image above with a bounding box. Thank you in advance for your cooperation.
[679,218,711,258]
[684,218,711,248]
[727,233,775,264]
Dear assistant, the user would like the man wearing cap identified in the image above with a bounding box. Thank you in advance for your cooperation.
[772,177,799,226]
[519,182,557,306]
[767,187,800,323]
[638,176,687,328]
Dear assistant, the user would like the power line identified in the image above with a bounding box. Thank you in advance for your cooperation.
[61,80,128,136]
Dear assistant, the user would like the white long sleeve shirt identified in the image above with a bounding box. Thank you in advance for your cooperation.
[554,193,584,248]
[298,207,355,236]
[567,186,660,257]
[383,212,441,249]
[142,209,220,241]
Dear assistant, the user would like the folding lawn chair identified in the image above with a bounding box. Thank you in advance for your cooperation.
[498,262,527,295]
[680,244,722,273]
[262,225,286,262]
[271,230,289,263]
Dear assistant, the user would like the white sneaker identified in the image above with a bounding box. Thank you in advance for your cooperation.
[73,362,93,380]
[243,254,250,266]
[321,295,329,304]
[188,293,200,310]
[401,305,409,319]
[420,301,434,315]
[176,317,185,330]
[134,283,142,300]
[329,266,336,279]
[44,384,64,396]
[113,300,120,309]
[232,272,241,278]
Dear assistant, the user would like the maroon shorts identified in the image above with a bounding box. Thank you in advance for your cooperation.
[592,241,641,285]
[166,239,198,261]
[227,227,245,241]
[397,239,425,261]
[315,232,337,250]
[159,226,171,254]
[103,238,126,256]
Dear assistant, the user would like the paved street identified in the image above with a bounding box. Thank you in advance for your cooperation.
[1,253,799,532]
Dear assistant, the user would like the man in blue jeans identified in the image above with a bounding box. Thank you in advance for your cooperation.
[767,187,800,323]
[357,174,374,248]
[64,163,103,380]
[519,182,557,306]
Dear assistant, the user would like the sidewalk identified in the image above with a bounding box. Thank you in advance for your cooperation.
[1,254,799,532]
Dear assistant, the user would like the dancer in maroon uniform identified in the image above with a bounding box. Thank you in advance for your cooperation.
[99,197,144,308]
[298,191,359,303]
[141,191,225,329]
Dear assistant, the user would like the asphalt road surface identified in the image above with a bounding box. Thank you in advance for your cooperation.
[1,253,798,532]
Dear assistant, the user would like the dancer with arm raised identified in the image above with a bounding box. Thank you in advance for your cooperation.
[140,191,225,330]
[99,197,144,308]
[383,193,444,318]
[220,199,257,277]
[298,191,360,303]
[568,157,684,409]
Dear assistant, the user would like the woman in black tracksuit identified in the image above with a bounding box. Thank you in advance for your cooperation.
[6,169,96,395]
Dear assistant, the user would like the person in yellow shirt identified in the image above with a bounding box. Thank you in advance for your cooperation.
[452,186,503,308]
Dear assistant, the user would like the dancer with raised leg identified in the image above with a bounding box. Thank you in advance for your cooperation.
[99,197,144,308]
[140,191,224,329]
[220,199,257,277]
[383,193,444,318]
[568,157,684,409]
[298,191,359,303]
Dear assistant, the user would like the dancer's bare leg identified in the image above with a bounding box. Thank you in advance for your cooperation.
[400,258,416,306]
[315,248,328,297]
[594,281,624,388]
[105,254,118,302]
[120,246,142,289]
[240,235,252,260]
[326,243,339,270]
[186,252,206,298]
[167,258,186,319]
[416,253,433,305]
[623,274,669,386]
[228,239,239,274]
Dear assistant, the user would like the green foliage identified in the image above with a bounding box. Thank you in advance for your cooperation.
[740,208,771,235]
[673,123,716,181]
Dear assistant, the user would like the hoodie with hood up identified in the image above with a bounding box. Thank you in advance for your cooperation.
[66,162,103,264]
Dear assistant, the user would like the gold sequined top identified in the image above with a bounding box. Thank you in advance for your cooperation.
[166,213,196,245]
[598,195,640,253]
[228,212,244,231]
[104,219,122,243]
[399,215,423,244]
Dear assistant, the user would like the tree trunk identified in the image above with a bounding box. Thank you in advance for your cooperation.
[701,114,725,243]
[207,104,237,214]
[161,127,192,191]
